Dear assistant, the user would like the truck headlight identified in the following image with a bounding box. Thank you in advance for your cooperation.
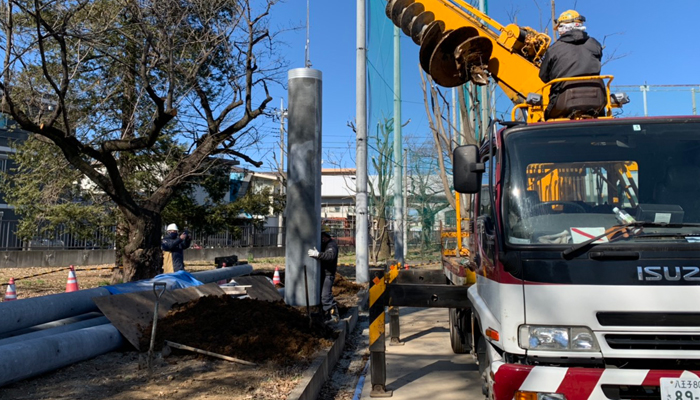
[519,326,599,351]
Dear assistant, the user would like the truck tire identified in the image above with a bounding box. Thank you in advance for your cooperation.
[477,336,494,400]
[449,308,467,354]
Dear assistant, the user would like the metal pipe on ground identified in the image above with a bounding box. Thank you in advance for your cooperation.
[0,324,123,387]
[0,316,110,347]
[0,287,111,336]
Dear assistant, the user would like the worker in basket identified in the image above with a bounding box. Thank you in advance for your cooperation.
[539,10,604,119]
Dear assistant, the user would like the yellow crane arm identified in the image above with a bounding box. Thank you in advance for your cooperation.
[386,0,551,103]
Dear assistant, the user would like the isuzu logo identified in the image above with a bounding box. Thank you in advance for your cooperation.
[637,266,700,281]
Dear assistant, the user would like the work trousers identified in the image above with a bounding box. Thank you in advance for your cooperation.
[320,268,337,312]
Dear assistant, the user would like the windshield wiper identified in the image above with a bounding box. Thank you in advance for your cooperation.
[561,222,700,259]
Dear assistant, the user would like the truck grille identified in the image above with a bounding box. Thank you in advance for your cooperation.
[597,312,700,327]
[606,334,700,350]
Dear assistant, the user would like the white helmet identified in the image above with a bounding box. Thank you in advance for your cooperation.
[166,223,179,232]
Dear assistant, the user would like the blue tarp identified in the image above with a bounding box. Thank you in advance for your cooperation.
[104,271,204,295]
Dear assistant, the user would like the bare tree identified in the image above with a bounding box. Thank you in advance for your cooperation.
[0,0,285,280]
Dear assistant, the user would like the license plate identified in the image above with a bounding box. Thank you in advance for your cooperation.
[660,378,700,400]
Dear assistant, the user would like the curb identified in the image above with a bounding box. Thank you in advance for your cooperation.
[287,306,360,400]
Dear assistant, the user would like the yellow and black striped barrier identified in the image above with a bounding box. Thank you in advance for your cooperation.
[368,267,393,397]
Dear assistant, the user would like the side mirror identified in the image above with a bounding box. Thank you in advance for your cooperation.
[453,145,485,194]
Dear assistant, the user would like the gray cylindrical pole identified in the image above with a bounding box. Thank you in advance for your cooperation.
[393,25,404,265]
[403,148,408,260]
[0,324,123,387]
[641,84,649,116]
[285,68,323,306]
[0,312,103,339]
[0,287,110,335]
[692,88,697,115]
[190,264,253,284]
[479,0,489,130]
[356,0,369,284]
[278,98,286,247]
[0,316,110,347]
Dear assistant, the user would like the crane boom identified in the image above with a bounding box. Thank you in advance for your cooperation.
[386,0,551,104]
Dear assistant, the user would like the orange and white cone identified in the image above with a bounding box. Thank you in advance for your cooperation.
[4,278,17,301]
[65,265,79,292]
[272,266,281,286]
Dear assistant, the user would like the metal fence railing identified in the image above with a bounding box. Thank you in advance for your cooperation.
[0,221,286,251]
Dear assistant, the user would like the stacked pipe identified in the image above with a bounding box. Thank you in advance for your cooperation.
[0,264,253,387]
[385,0,493,87]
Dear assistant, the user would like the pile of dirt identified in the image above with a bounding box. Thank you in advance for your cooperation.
[333,273,364,297]
[145,296,337,365]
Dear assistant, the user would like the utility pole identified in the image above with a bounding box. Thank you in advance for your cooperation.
[692,88,697,115]
[551,1,557,39]
[479,0,489,133]
[393,25,404,265]
[355,0,369,284]
[403,148,408,260]
[641,84,649,117]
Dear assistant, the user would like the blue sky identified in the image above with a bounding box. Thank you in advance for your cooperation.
[242,0,700,171]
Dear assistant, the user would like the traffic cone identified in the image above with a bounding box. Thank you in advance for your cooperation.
[65,265,79,292]
[4,278,16,301]
[405,263,409,270]
[272,266,281,286]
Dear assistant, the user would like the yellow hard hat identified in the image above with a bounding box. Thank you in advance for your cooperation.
[555,10,586,28]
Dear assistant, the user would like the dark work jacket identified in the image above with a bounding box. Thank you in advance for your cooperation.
[161,232,191,272]
[318,238,338,275]
[539,30,603,95]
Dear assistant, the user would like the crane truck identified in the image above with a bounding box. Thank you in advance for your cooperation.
[368,1,700,400]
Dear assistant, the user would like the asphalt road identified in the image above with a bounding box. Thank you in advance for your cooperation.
[358,307,483,400]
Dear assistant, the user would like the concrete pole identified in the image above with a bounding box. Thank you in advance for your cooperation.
[356,0,369,283]
[285,68,323,306]
[641,84,649,116]
[0,316,110,347]
[0,324,123,387]
[393,25,404,265]
[479,0,489,131]
[403,148,408,260]
[692,88,697,115]
[0,287,110,335]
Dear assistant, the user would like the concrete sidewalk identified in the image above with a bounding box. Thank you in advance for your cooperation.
[359,307,483,400]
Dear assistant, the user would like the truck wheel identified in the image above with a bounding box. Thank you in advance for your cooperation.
[477,336,494,400]
[449,308,467,354]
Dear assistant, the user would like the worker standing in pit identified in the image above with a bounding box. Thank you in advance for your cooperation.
[539,10,603,118]
[308,228,340,323]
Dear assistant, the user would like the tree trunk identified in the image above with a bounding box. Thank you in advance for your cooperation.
[121,209,163,281]
[376,217,391,260]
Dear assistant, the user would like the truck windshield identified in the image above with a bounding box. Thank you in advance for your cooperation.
[503,120,700,245]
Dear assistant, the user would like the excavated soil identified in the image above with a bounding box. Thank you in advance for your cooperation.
[144,296,336,365]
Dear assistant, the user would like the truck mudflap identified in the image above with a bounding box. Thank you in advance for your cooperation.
[492,361,700,400]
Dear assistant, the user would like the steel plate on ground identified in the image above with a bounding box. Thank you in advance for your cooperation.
[429,27,479,87]
[94,283,225,351]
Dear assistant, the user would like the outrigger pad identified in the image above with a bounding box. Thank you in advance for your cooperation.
[429,27,480,87]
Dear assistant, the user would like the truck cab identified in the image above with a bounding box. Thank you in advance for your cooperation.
[455,117,700,400]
